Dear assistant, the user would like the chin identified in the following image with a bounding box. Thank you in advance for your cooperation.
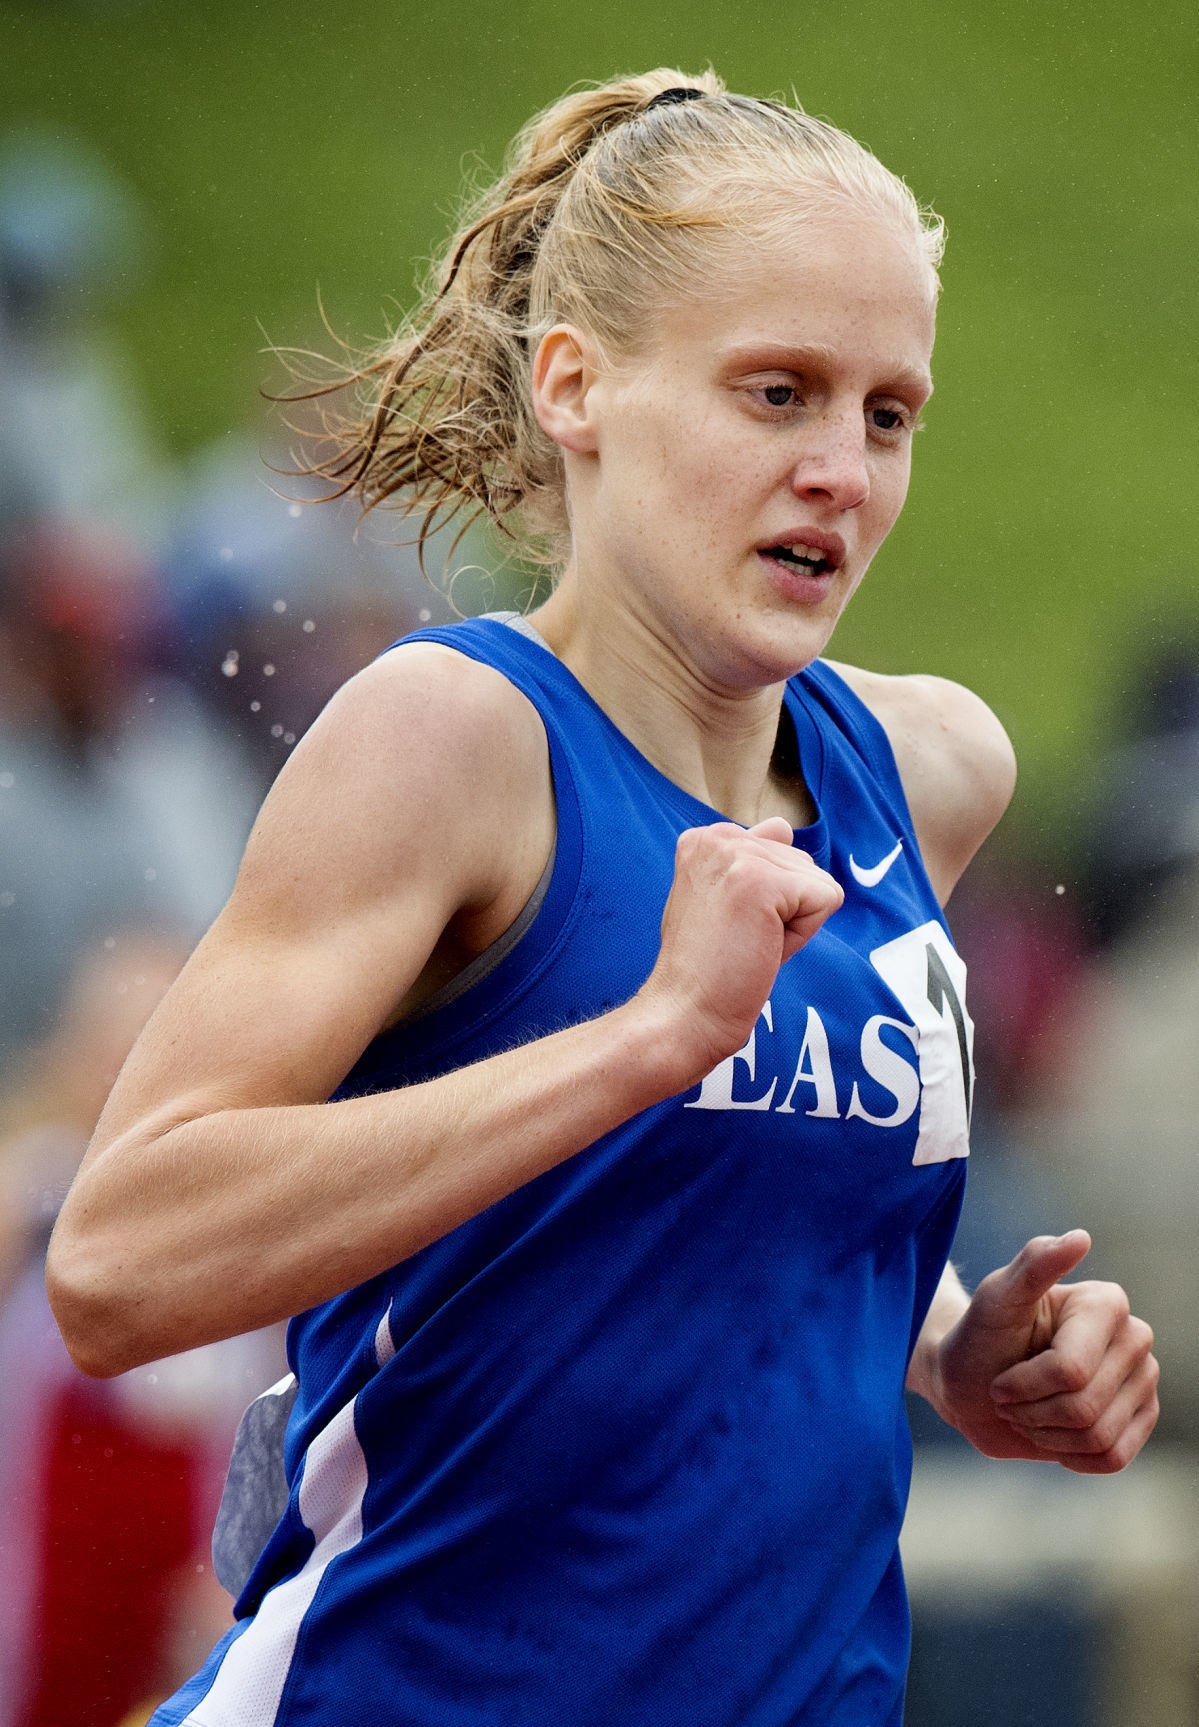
[716,607,842,689]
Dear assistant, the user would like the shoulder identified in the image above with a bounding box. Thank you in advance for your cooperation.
[824,661,1016,904]
[320,638,550,787]
[236,638,554,927]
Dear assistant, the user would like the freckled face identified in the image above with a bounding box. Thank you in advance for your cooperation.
[575,210,937,686]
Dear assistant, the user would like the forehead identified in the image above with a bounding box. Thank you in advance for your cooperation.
[644,211,937,392]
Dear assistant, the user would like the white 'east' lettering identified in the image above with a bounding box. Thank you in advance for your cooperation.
[775,1005,840,1119]
[845,1015,920,1128]
[684,1001,777,1112]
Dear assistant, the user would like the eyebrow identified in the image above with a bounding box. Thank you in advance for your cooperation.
[720,342,934,402]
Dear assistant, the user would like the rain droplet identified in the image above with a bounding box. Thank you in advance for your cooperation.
[283,731,296,745]
[144,867,157,882]
[271,723,284,738]
[250,700,261,712]
[288,502,303,519]
[0,772,13,788]
[1054,884,1065,896]
[273,599,287,614]
[302,618,316,633]
[418,608,432,623]
[221,650,240,678]
[263,663,276,677]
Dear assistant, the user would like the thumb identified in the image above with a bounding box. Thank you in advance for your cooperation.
[987,1230,1092,1316]
[747,816,795,845]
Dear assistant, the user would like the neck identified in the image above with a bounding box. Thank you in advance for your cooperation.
[532,574,817,829]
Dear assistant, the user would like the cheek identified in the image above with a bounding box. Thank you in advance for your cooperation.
[868,455,912,544]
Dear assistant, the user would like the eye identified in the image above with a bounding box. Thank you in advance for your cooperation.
[763,383,796,408]
[869,406,905,432]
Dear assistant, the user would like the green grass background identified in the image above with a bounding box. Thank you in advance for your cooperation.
[2,0,1195,848]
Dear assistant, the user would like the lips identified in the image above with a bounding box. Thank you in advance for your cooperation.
[756,529,847,574]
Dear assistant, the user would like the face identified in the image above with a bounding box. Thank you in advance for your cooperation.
[554,209,936,689]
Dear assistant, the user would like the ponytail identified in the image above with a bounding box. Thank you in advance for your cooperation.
[285,67,940,569]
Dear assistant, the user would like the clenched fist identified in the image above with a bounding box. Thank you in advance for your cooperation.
[638,817,844,1087]
[920,1232,1160,1474]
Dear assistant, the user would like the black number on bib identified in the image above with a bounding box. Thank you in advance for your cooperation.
[925,941,973,1125]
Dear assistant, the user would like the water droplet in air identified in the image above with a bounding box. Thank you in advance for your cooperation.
[0,772,13,788]
[104,936,116,949]
[283,732,295,745]
[250,700,261,713]
[418,608,432,623]
[134,974,146,986]
[218,546,234,562]
[144,867,157,882]
[221,650,240,678]
[273,599,287,614]
[271,724,284,738]
[302,619,316,633]
[263,663,276,677]
[1054,884,1065,896]
[288,503,302,518]
[0,891,14,908]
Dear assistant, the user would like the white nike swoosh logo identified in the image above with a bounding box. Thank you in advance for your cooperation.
[848,839,904,887]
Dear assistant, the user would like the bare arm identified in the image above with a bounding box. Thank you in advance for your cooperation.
[47,644,842,1376]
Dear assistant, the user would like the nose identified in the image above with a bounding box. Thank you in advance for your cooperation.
[789,410,870,514]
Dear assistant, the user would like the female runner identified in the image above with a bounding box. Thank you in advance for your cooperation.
[47,68,1158,1726]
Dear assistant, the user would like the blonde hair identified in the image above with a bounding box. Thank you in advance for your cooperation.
[295,68,943,566]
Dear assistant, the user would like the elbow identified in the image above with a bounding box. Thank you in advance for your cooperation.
[45,1223,150,1379]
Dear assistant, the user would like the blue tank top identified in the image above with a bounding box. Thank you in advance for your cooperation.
[155,617,970,1727]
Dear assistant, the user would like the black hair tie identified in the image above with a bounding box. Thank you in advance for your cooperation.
[646,87,705,111]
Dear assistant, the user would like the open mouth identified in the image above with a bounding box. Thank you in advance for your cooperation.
[761,544,832,575]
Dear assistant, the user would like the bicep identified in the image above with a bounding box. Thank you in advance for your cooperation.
[88,644,550,1157]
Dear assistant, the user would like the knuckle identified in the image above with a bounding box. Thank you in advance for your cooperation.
[1057,1357,1091,1396]
[1085,1411,1117,1452]
[1130,1317,1155,1355]
[1066,1392,1101,1430]
[1093,1447,1127,1475]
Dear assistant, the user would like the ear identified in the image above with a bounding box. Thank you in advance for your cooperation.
[531,325,602,455]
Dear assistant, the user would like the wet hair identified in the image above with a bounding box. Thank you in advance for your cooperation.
[293,68,943,567]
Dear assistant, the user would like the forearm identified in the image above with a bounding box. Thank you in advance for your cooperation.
[905,1260,970,1409]
[48,994,692,1376]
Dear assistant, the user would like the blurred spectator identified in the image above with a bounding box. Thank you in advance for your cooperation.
[0,932,284,1727]
[0,515,262,1069]
[1013,858,1199,1446]
[165,436,453,789]
[1080,623,1199,946]
[948,848,1092,1119]
[0,128,171,546]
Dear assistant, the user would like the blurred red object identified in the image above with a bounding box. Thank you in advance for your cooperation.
[26,1376,196,1727]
